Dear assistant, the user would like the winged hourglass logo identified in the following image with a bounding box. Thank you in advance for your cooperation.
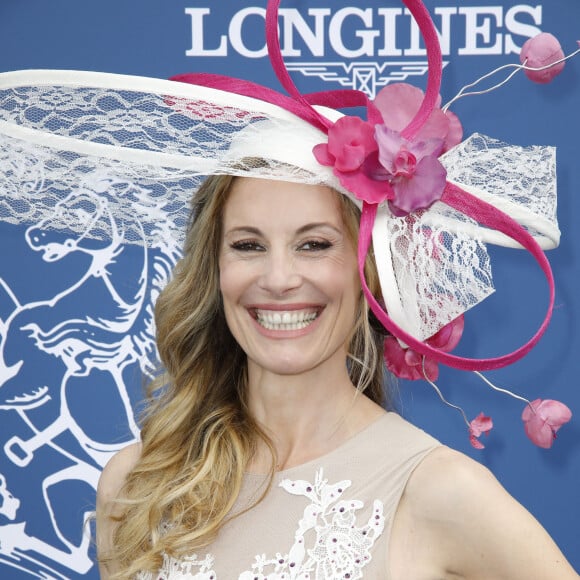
[285,60,441,98]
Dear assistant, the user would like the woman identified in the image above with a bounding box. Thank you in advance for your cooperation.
[0,0,567,574]
[96,172,578,579]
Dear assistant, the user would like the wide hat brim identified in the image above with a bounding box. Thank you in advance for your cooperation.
[0,69,558,349]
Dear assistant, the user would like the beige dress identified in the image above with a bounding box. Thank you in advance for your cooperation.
[138,412,439,580]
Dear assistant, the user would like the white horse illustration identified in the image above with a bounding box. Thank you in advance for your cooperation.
[0,177,181,577]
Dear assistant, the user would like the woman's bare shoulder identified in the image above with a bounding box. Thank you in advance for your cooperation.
[401,444,540,543]
[393,446,579,580]
[97,441,142,506]
[393,446,496,548]
[96,442,143,578]
[405,445,494,505]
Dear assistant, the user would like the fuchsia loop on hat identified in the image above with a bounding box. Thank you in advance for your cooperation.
[397,0,443,141]
[357,188,555,371]
[265,0,442,138]
[265,0,333,131]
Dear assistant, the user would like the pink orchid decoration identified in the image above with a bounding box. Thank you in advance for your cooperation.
[314,116,376,172]
[520,32,565,83]
[373,83,463,154]
[384,314,464,381]
[469,412,493,449]
[313,83,463,212]
[374,126,447,216]
[313,116,393,204]
[522,398,572,448]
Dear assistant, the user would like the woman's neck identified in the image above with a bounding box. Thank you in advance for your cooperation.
[246,358,385,472]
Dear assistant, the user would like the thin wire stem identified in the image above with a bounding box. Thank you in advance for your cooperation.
[422,358,470,428]
[472,371,536,417]
[443,46,580,112]
[443,64,523,111]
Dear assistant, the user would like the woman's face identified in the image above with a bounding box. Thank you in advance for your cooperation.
[219,177,360,378]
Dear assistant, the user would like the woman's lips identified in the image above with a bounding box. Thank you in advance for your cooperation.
[248,305,323,331]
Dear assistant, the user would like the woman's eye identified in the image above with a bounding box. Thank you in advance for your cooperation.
[230,240,264,252]
[299,240,332,251]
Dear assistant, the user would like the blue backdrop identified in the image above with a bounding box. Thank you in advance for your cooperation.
[0,1,578,578]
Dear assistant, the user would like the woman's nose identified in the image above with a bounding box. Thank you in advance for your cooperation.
[258,250,302,295]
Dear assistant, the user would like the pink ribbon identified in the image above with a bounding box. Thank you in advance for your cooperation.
[358,184,555,371]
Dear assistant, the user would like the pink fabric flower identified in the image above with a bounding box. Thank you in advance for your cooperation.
[375,126,447,215]
[384,315,464,381]
[313,116,394,204]
[373,83,463,153]
[520,33,565,83]
[522,398,572,448]
[312,83,464,211]
[313,116,377,172]
[469,412,493,449]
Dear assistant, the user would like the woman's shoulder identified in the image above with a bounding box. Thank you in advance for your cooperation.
[369,411,440,454]
[407,445,494,495]
[401,445,503,526]
[389,447,489,578]
[97,441,142,506]
[392,446,580,579]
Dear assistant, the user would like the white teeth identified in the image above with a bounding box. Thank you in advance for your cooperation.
[255,309,318,331]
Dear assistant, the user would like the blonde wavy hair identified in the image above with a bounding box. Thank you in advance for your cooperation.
[103,174,389,578]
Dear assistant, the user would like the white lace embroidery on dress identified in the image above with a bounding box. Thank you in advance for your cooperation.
[241,468,385,579]
[138,468,385,580]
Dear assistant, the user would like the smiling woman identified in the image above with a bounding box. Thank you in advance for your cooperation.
[90,0,580,576]
[97,170,395,578]
[96,167,579,580]
[219,179,360,377]
[0,0,576,577]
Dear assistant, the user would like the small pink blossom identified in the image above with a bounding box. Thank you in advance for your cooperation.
[384,338,438,381]
[522,398,572,448]
[384,315,464,381]
[313,116,377,172]
[520,33,565,83]
[373,83,463,153]
[469,412,493,449]
[375,126,447,215]
[313,116,394,204]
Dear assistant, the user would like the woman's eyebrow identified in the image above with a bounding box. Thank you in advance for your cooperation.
[225,223,342,236]
[295,222,342,235]
[224,226,263,237]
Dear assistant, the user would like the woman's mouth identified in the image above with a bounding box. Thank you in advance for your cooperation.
[252,308,321,331]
